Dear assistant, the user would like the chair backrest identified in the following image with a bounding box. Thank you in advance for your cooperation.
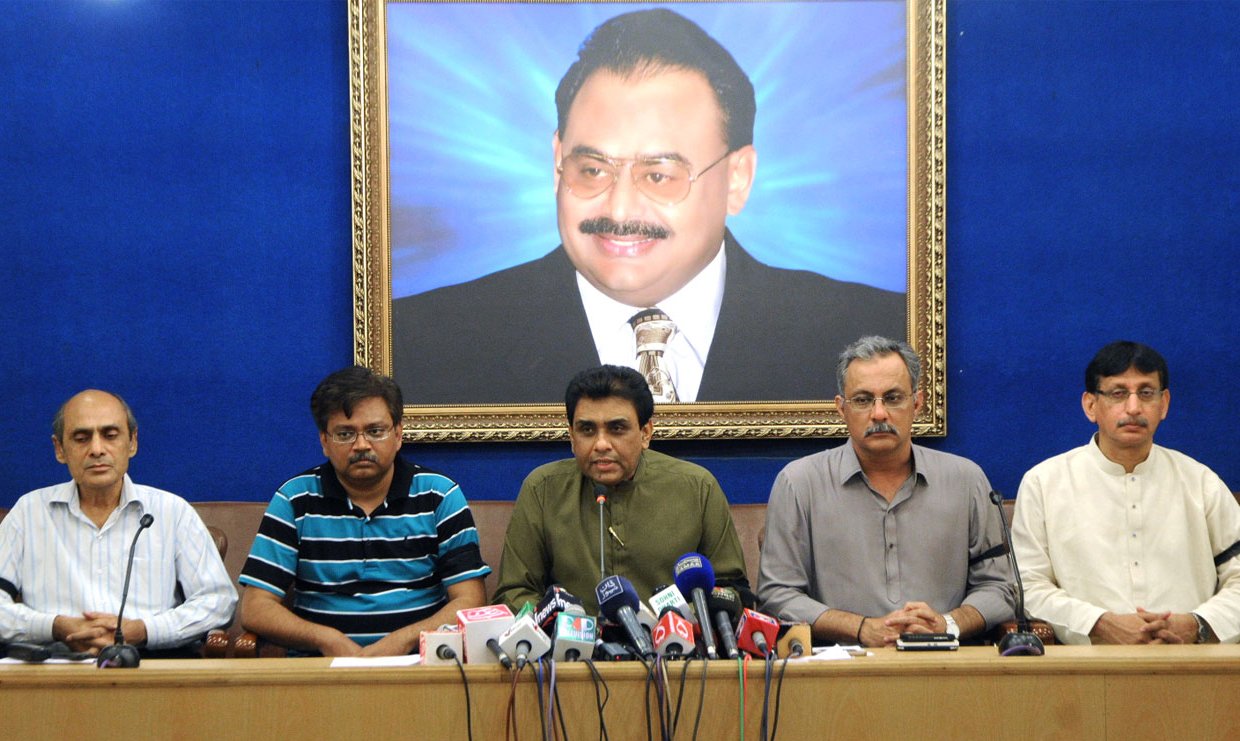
[191,502,268,593]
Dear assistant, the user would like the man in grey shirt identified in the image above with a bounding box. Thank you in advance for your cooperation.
[758,336,1014,646]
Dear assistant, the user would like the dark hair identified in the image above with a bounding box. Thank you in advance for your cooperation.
[52,390,138,441]
[310,366,403,432]
[565,365,655,426]
[555,9,756,152]
[1084,341,1169,393]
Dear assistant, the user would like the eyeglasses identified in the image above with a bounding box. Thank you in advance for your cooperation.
[842,392,911,411]
[1094,388,1163,405]
[326,425,395,445]
[556,150,732,206]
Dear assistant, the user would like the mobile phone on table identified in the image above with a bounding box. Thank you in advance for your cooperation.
[895,632,959,651]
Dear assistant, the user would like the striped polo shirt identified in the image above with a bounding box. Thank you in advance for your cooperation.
[239,457,489,647]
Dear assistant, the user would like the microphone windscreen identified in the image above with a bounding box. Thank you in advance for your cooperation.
[673,553,715,595]
[534,585,583,629]
[707,586,742,621]
[595,575,640,621]
[139,514,154,528]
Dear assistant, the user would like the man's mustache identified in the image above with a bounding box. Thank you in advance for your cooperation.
[864,422,899,437]
[349,451,379,464]
[578,217,670,240]
[1117,416,1149,428]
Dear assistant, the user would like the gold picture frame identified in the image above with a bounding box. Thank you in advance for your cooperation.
[350,0,946,442]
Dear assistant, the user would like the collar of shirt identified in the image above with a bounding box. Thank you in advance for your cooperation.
[575,241,727,402]
[840,442,927,500]
[318,456,416,512]
[48,475,146,531]
[1086,433,1158,476]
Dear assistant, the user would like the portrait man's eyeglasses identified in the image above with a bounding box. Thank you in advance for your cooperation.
[557,150,731,206]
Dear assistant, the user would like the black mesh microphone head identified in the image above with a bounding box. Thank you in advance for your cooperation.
[707,587,742,621]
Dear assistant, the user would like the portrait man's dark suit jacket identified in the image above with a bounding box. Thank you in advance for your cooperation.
[392,230,906,404]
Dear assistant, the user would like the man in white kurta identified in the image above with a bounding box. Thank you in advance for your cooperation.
[1012,341,1240,645]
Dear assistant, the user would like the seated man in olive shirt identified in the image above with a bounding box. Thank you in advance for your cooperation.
[493,365,750,614]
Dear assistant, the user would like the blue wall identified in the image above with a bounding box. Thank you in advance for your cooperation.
[3,1,1236,510]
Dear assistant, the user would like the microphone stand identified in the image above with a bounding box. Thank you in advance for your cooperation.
[97,513,155,668]
[989,491,1044,656]
[594,483,608,580]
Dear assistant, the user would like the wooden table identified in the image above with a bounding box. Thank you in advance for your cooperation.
[2,645,1238,740]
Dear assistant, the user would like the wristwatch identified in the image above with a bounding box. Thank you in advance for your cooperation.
[943,613,961,638]
[1191,613,1212,644]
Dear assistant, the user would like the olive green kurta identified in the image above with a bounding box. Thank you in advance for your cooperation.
[493,449,749,615]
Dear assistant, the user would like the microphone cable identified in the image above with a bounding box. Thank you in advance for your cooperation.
[768,651,793,741]
[690,652,708,741]
[759,651,774,741]
[639,653,655,741]
[535,658,547,741]
[584,658,611,741]
[550,660,569,741]
[650,656,671,741]
[451,653,475,741]
[671,654,697,737]
[535,658,570,741]
[737,654,751,741]
[505,663,523,741]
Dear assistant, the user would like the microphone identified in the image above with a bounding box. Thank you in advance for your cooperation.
[498,614,552,669]
[673,553,718,659]
[652,607,696,658]
[636,601,658,637]
[988,490,1045,657]
[551,613,598,662]
[534,585,585,631]
[419,627,464,666]
[97,513,154,669]
[736,608,780,658]
[776,623,811,659]
[593,640,637,661]
[707,586,742,660]
[456,604,516,665]
[649,583,697,627]
[595,575,654,657]
[594,483,609,580]
[487,637,514,669]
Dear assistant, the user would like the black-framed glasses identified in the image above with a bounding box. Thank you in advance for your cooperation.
[326,425,395,445]
[1094,388,1163,405]
[556,150,732,206]
[842,392,911,411]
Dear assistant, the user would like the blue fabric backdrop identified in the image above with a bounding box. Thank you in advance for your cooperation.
[2,1,1236,510]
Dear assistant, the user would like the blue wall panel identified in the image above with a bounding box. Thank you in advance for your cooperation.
[2,1,1236,511]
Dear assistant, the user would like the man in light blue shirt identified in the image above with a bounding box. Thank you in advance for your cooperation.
[0,390,236,655]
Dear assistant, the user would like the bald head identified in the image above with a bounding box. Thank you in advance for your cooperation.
[53,389,137,442]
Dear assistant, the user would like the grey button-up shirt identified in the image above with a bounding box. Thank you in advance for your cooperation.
[757,442,1015,628]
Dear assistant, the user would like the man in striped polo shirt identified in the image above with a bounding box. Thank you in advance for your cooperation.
[239,367,489,656]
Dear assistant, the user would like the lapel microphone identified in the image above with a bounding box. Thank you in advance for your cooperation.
[97,513,154,668]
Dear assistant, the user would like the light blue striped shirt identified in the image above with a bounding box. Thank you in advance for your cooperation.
[0,476,238,648]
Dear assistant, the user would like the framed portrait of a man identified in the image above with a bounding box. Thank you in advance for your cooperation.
[349,0,946,441]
